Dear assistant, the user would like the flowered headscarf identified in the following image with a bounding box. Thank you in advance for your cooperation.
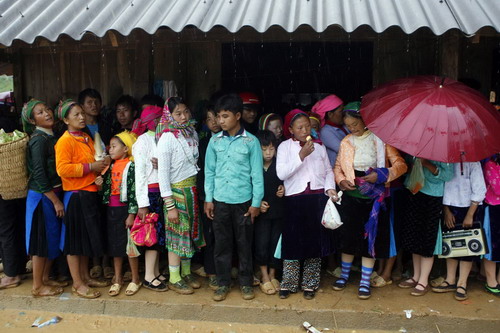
[21,99,44,134]
[56,99,77,120]
[131,105,163,137]
[155,98,196,141]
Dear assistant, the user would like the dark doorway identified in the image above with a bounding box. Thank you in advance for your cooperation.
[221,42,373,115]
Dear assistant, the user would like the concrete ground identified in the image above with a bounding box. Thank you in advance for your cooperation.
[0,273,498,333]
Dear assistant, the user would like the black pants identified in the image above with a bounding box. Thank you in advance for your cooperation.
[213,201,253,287]
[202,211,216,275]
[0,197,26,277]
[254,216,282,268]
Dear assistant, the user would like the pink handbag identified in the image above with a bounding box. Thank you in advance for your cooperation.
[130,212,159,247]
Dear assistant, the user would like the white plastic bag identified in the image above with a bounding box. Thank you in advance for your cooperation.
[321,191,343,230]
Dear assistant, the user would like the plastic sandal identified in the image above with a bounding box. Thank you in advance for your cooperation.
[259,281,276,295]
[271,278,280,291]
[71,286,101,299]
[431,281,457,293]
[358,285,371,300]
[103,266,114,279]
[332,278,347,291]
[108,283,122,296]
[89,265,102,279]
[455,286,468,301]
[31,286,63,297]
[485,283,500,296]
[125,282,142,296]
[411,283,429,296]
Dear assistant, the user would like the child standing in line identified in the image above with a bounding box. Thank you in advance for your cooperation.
[432,162,486,301]
[254,130,284,295]
[196,106,222,290]
[258,113,284,142]
[157,97,205,295]
[132,105,168,292]
[204,94,264,301]
[482,155,500,296]
[97,131,142,296]
[23,99,66,297]
[55,99,110,299]
[276,109,339,300]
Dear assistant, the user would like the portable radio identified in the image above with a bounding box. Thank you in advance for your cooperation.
[439,227,488,258]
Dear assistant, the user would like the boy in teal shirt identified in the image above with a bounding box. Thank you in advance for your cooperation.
[204,94,264,301]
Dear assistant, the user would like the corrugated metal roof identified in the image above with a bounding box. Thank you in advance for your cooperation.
[0,0,499,47]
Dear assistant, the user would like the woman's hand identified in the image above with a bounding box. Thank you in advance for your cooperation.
[361,171,378,184]
[276,185,285,198]
[53,199,65,218]
[299,140,314,161]
[125,214,135,228]
[91,160,107,174]
[327,189,339,202]
[260,201,270,213]
[339,180,356,191]
[167,207,179,224]
[444,206,455,229]
[137,207,149,222]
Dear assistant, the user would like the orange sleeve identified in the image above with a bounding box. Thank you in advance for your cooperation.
[55,136,84,178]
[386,145,407,183]
[334,139,348,185]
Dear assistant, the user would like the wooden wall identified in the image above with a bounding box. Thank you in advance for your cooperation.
[3,25,499,111]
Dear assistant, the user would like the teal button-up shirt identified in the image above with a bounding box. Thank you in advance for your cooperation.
[204,128,264,208]
[404,157,454,197]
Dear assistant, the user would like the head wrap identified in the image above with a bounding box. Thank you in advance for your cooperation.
[115,130,137,161]
[308,112,321,126]
[56,99,77,120]
[311,95,344,127]
[21,99,44,134]
[131,105,163,136]
[283,109,308,139]
[343,101,361,113]
[258,113,281,131]
[155,98,196,141]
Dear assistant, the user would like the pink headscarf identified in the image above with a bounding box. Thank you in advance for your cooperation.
[311,95,343,127]
[131,105,163,136]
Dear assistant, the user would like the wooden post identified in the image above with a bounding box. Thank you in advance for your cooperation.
[440,30,460,80]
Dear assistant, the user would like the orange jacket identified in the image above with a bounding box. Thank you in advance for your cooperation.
[334,134,407,186]
[55,131,98,192]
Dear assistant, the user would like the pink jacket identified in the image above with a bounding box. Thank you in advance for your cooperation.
[484,159,500,205]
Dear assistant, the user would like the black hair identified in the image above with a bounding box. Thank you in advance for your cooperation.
[343,110,362,120]
[256,130,278,148]
[139,94,165,109]
[289,112,309,127]
[214,94,243,115]
[167,96,186,113]
[115,95,138,111]
[78,88,102,105]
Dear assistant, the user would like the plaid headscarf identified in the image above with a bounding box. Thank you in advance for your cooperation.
[56,99,77,120]
[21,99,44,134]
[155,98,195,142]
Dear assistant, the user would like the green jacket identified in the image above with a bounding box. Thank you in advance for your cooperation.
[27,129,61,193]
[101,161,138,214]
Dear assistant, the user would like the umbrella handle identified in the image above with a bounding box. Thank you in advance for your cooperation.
[460,151,465,175]
[439,77,446,88]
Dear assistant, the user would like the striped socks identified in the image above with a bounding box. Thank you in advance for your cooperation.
[340,261,352,281]
[360,265,373,292]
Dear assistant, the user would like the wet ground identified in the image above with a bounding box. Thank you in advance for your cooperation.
[0,273,499,333]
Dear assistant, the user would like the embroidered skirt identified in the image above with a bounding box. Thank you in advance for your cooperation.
[164,176,205,258]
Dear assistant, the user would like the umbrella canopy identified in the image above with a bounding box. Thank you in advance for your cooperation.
[360,75,500,163]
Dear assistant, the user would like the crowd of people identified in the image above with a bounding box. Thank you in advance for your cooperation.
[0,88,498,304]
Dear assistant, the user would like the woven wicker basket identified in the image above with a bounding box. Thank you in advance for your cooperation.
[0,132,28,200]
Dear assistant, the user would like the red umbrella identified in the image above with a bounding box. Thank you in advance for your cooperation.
[360,75,500,163]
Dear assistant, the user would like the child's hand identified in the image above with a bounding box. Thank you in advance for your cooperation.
[463,214,473,229]
[137,207,149,222]
[244,206,260,224]
[260,201,270,213]
[167,207,179,224]
[276,185,285,198]
[339,180,356,191]
[204,202,215,220]
[95,176,104,186]
[444,206,455,229]
[125,214,135,229]
[327,189,339,202]
[151,157,158,170]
